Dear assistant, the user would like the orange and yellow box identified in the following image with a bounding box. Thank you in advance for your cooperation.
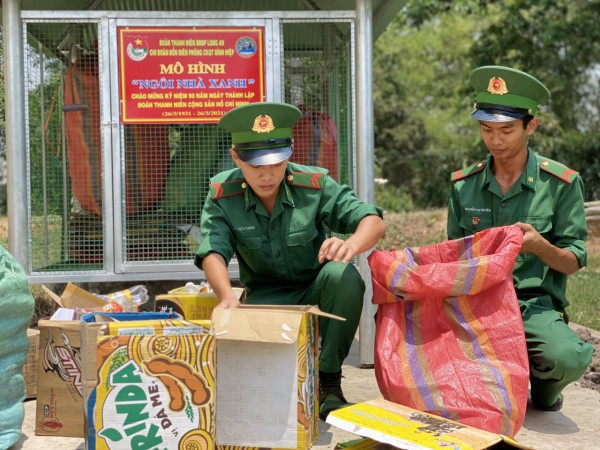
[91,319,214,450]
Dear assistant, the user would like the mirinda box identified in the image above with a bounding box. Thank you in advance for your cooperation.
[91,320,215,450]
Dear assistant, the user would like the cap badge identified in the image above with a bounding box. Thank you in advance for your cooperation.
[252,114,275,133]
[487,77,508,95]
[472,217,480,226]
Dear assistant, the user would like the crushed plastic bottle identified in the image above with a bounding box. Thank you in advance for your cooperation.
[96,285,149,312]
[184,282,200,293]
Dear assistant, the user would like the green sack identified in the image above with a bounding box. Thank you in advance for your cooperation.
[0,245,35,449]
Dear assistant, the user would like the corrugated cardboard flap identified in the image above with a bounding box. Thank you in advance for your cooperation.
[42,283,106,309]
[212,304,344,344]
[38,318,82,331]
[327,398,533,450]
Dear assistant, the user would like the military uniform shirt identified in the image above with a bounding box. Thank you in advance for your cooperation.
[447,148,587,308]
[195,162,383,289]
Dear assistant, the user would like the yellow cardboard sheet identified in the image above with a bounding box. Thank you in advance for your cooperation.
[327,398,533,450]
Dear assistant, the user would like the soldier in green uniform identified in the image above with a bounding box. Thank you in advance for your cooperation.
[447,66,593,411]
[195,102,385,419]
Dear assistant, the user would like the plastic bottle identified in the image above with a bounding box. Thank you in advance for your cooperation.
[184,282,200,293]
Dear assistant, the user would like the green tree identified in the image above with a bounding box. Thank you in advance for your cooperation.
[373,11,482,209]
[373,0,600,210]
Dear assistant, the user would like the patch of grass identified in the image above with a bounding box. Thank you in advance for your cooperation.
[381,209,448,249]
[567,269,600,331]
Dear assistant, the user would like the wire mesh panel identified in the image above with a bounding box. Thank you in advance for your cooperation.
[283,21,354,186]
[24,21,105,274]
[120,123,233,264]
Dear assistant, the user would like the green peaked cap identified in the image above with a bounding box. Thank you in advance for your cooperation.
[218,102,302,148]
[470,66,550,116]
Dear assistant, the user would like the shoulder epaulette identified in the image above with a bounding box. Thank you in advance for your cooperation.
[210,178,247,200]
[451,161,486,182]
[539,160,578,184]
[286,171,325,189]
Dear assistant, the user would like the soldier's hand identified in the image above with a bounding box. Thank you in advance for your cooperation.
[514,222,544,255]
[318,237,358,264]
[215,297,241,309]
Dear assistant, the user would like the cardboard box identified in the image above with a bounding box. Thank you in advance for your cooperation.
[155,286,245,320]
[327,398,533,450]
[80,311,187,449]
[91,319,215,450]
[35,319,85,437]
[23,328,40,399]
[212,305,343,450]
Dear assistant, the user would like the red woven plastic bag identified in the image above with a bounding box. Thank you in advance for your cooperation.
[368,225,528,437]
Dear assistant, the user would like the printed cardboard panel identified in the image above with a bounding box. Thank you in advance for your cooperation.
[35,320,85,438]
[93,332,216,450]
[213,307,320,450]
[81,313,191,449]
[155,286,245,320]
[327,398,534,450]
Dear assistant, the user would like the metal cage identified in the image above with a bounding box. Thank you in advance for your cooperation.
[20,11,356,283]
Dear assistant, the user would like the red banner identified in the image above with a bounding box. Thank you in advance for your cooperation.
[118,27,265,124]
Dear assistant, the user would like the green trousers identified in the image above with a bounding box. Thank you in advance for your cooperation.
[244,261,365,374]
[521,296,593,408]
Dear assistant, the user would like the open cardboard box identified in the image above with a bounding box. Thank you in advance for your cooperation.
[87,303,341,450]
[327,398,533,450]
[42,283,108,310]
[212,304,344,450]
[155,285,245,320]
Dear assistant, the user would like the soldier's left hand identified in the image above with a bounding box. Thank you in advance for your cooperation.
[514,222,544,255]
[318,237,358,264]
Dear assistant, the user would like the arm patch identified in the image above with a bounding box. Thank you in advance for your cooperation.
[539,160,578,183]
[451,161,486,182]
[210,179,246,199]
[286,171,325,189]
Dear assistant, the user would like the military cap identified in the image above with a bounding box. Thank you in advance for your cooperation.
[469,65,550,122]
[218,102,302,165]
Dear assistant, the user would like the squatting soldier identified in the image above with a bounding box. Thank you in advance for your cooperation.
[195,102,385,419]
[447,66,593,411]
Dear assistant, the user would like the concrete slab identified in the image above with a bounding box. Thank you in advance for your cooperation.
[11,327,600,450]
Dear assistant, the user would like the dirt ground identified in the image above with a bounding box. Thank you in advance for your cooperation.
[574,326,600,393]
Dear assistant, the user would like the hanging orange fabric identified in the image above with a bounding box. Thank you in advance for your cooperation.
[63,59,170,216]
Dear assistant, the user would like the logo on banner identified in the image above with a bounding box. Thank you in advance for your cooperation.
[235,36,257,58]
[126,36,149,62]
